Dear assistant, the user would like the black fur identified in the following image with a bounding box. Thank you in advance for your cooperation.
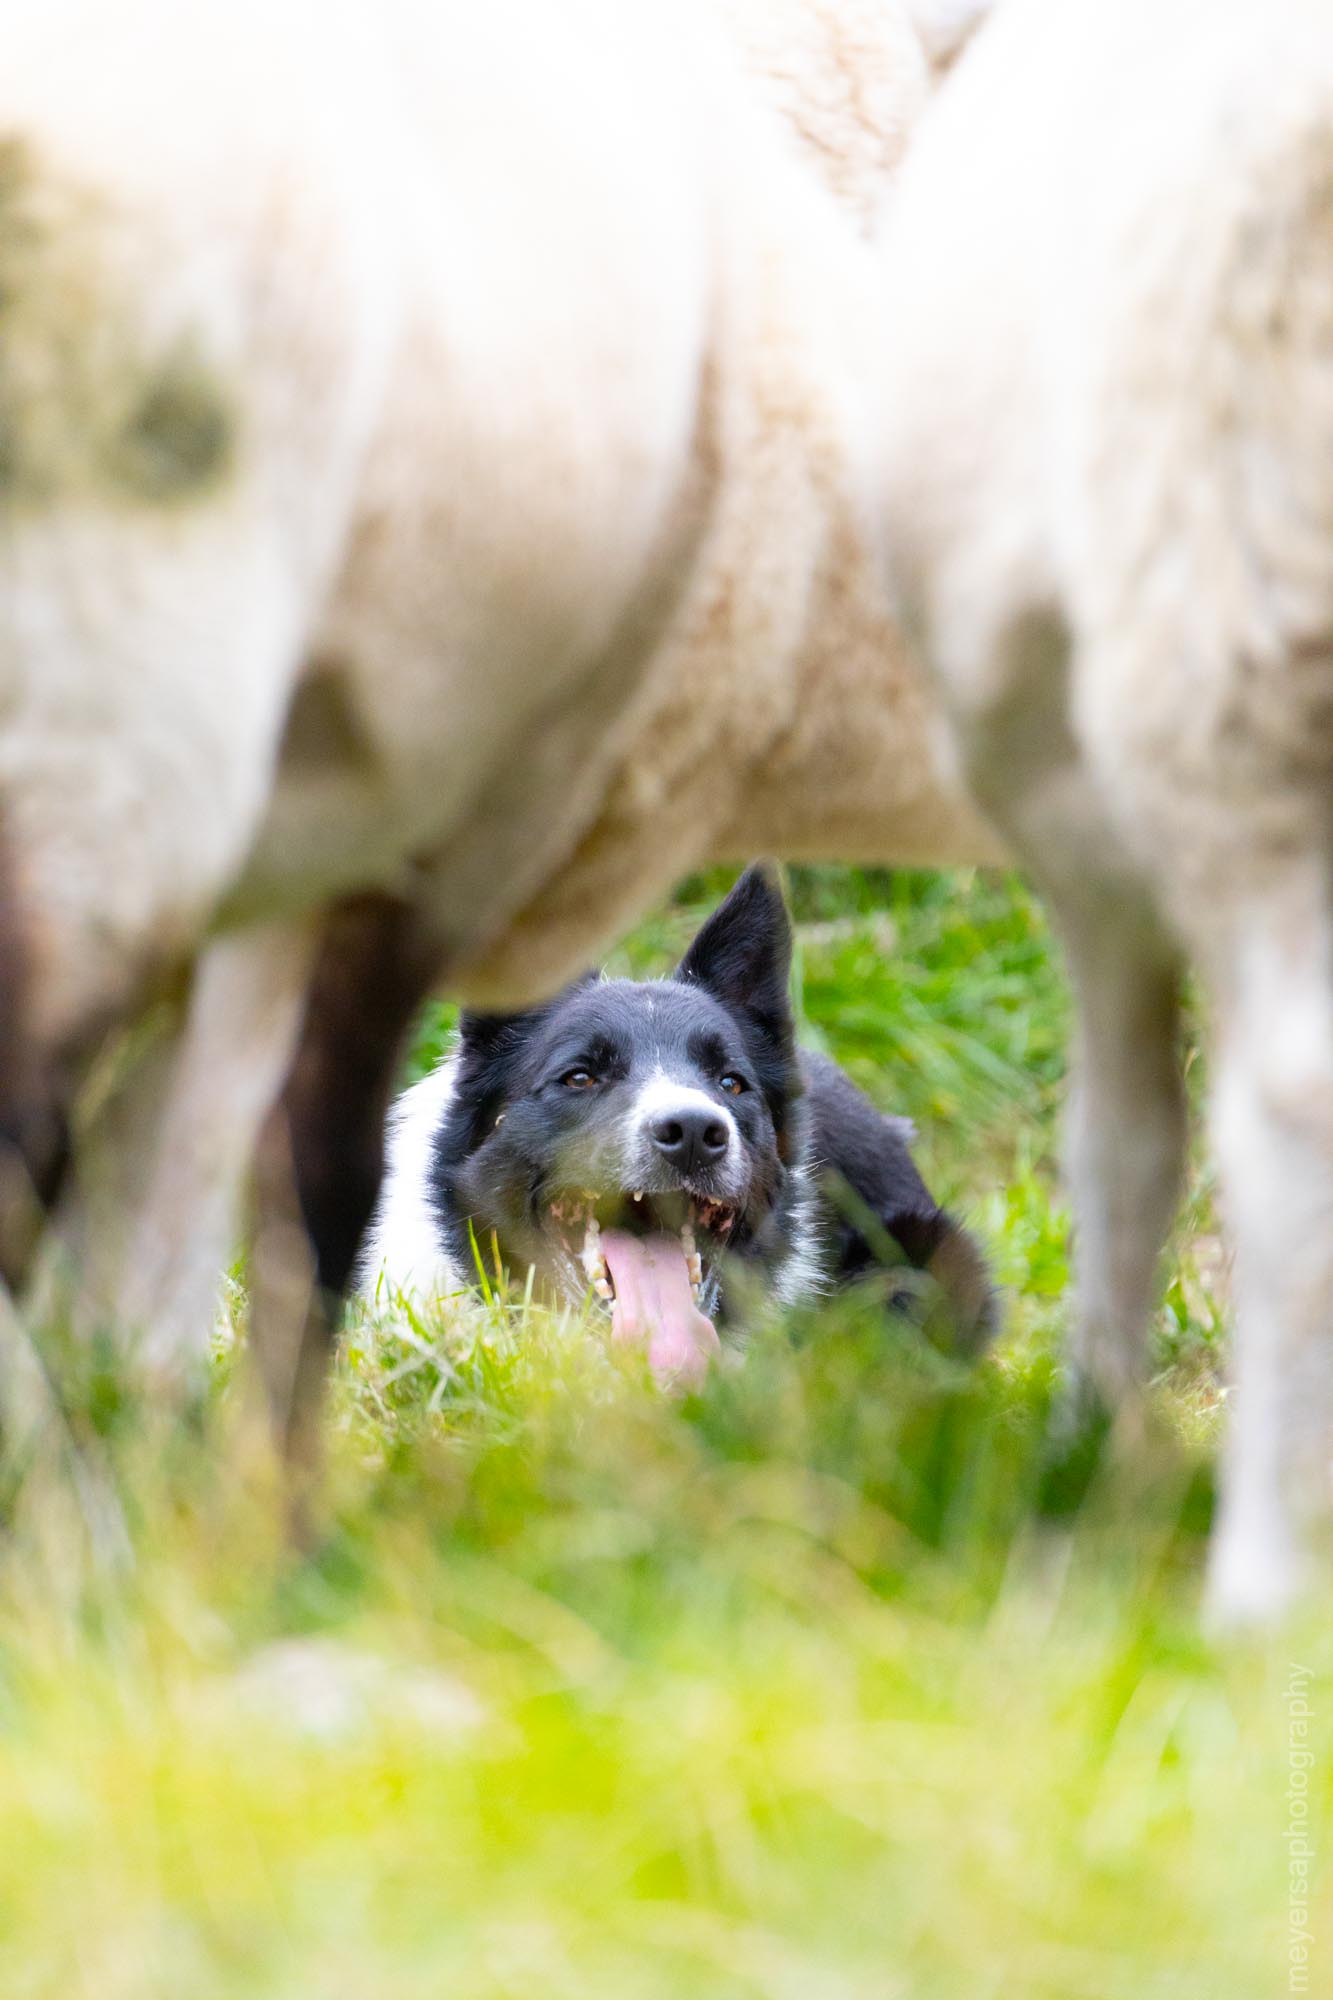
[802,1049,997,1353]
[403,867,994,1347]
[430,871,806,1310]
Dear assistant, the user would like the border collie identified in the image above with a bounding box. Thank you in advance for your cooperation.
[359,867,996,1384]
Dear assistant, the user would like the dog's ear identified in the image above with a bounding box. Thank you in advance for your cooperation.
[449,977,596,1153]
[675,865,793,1041]
[454,1006,546,1064]
[446,1005,555,1156]
[454,972,596,1065]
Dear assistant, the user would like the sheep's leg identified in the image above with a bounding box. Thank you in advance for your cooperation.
[0,827,68,1291]
[119,923,317,1377]
[249,895,442,1469]
[35,921,316,1384]
[957,617,1187,1423]
[1057,897,1186,1414]
[1204,867,1333,1624]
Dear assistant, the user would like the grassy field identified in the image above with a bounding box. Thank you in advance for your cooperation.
[0,867,1328,1998]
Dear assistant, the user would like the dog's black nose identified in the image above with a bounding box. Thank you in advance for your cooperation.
[649,1107,730,1176]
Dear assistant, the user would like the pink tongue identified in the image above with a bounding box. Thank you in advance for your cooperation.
[600,1229,720,1390]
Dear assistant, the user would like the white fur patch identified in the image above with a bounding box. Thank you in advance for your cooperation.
[356,1058,463,1304]
[771,1163,825,1307]
[624,1069,740,1160]
[907,0,995,65]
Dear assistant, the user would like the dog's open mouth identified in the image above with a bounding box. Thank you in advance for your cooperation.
[546,1191,735,1387]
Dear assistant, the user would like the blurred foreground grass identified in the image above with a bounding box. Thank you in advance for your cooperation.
[0,868,1328,1999]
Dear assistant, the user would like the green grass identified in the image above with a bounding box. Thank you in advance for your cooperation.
[0,867,1329,1999]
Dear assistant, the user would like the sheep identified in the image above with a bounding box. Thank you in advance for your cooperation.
[242,0,1006,1452]
[875,0,1333,1622]
[0,0,1000,1442]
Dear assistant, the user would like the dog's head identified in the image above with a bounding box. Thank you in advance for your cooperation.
[433,867,808,1380]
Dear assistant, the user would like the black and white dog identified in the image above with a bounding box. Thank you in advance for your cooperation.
[359,868,995,1384]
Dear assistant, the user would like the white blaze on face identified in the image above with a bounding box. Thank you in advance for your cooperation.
[585,1064,741,1391]
[622,1068,741,1189]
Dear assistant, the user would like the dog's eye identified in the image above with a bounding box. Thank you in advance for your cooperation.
[718,1072,747,1096]
[560,1067,597,1089]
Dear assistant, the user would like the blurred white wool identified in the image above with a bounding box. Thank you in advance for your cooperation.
[907,0,996,65]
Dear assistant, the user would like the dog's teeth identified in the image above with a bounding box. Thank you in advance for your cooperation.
[580,1218,616,1298]
[632,1191,644,1204]
[680,1218,702,1290]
